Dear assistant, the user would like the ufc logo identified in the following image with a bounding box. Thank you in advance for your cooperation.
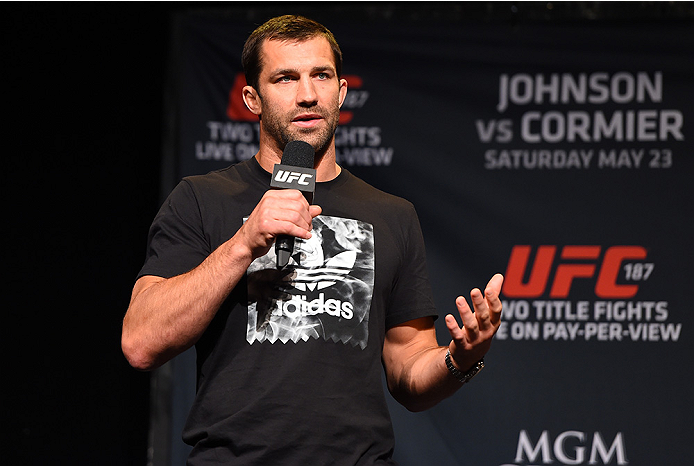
[270,164,316,193]
[274,170,313,186]
[503,245,648,299]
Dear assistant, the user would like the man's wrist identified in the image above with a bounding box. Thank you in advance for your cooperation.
[445,349,485,384]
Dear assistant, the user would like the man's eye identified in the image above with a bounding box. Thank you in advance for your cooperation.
[277,76,293,83]
[317,73,329,80]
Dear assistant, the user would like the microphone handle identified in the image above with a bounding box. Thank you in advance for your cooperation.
[276,235,293,268]
[274,190,313,268]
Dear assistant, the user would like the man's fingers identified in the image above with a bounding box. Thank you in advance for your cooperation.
[309,204,322,218]
[452,274,505,343]
[485,273,504,325]
[445,314,465,342]
[469,287,492,328]
[258,190,316,236]
[456,296,480,341]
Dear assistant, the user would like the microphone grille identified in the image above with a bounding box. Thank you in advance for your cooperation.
[281,140,315,168]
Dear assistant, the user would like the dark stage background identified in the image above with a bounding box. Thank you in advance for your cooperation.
[5,3,693,465]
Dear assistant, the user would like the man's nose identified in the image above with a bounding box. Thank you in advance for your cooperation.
[296,77,318,107]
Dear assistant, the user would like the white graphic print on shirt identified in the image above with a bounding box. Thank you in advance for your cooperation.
[246,215,374,349]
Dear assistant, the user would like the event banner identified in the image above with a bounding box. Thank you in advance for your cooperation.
[160,9,693,465]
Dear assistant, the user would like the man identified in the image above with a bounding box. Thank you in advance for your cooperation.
[122,15,503,465]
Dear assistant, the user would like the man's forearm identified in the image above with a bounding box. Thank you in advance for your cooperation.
[387,345,465,412]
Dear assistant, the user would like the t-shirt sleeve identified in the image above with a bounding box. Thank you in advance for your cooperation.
[137,179,211,280]
[384,203,438,329]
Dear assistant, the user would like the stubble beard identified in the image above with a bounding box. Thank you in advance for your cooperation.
[261,103,340,159]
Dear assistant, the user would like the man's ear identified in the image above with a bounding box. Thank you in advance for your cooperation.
[338,78,348,109]
[242,85,262,115]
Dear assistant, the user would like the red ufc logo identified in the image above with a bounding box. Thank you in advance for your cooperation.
[503,245,648,299]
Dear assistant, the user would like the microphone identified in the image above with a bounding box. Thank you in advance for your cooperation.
[270,140,316,268]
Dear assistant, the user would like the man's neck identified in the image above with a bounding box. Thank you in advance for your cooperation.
[255,144,341,182]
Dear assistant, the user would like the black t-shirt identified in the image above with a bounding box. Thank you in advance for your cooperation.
[139,157,437,465]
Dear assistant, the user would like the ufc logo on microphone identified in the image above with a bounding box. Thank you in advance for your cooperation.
[275,170,313,186]
[270,164,317,191]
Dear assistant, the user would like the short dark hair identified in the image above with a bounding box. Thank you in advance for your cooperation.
[242,15,343,93]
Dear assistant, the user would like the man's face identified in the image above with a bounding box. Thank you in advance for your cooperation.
[254,36,347,155]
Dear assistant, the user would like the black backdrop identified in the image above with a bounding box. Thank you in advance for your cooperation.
[5,3,694,465]
[5,3,167,464]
